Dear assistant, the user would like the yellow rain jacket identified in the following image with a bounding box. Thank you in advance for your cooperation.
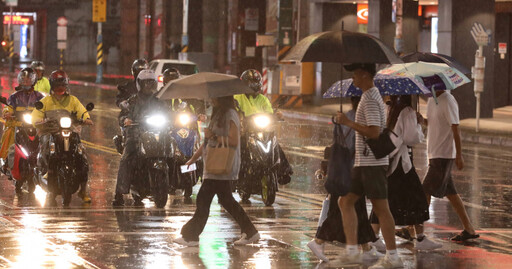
[34,77,51,95]
[31,94,91,126]
[234,94,273,117]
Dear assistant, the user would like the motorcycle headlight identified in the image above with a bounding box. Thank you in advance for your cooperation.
[178,113,191,126]
[23,114,32,124]
[253,115,271,129]
[146,114,167,128]
[60,117,72,128]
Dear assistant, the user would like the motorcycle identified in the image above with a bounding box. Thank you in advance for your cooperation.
[0,97,39,194]
[33,101,94,206]
[131,112,174,208]
[168,102,202,198]
[237,113,280,206]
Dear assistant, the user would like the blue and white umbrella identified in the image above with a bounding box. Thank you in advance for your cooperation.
[323,72,430,98]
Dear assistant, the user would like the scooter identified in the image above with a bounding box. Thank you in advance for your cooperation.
[33,101,94,206]
[131,112,174,208]
[168,102,202,198]
[0,97,39,194]
[237,113,280,206]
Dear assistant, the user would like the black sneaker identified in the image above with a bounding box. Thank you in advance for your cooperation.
[451,230,479,241]
[395,227,414,241]
[112,193,124,207]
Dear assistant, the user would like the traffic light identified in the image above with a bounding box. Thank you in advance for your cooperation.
[1,40,6,50]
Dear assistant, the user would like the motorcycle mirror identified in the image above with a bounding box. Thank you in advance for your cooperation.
[0,96,7,105]
[86,103,95,111]
[35,101,44,110]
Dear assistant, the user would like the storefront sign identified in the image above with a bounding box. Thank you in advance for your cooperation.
[3,15,33,25]
[256,34,275,47]
[278,0,293,48]
[357,4,368,24]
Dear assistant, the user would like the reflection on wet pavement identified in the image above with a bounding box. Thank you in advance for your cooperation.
[0,77,512,268]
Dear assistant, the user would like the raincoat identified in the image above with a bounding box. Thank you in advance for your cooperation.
[0,90,44,158]
[34,77,51,95]
[234,94,273,117]
[31,94,91,126]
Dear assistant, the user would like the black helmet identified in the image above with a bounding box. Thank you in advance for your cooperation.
[31,60,45,70]
[162,68,180,85]
[131,59,149,79]
[17,67,37,91]
[240,69,262,92]
[136,69,158,95]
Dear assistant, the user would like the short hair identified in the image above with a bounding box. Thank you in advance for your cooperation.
[344,63,376,77]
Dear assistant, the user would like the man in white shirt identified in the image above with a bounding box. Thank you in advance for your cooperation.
[335,63,403,268]
[419,89,479,242]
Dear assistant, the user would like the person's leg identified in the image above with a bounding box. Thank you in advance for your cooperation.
[338,193,361,246]
[180,179,217,241]
[370,199,397,250]
[446,194,476,234]
[216,180,258,237]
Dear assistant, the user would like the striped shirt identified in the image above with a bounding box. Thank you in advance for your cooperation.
[354,87,389,167]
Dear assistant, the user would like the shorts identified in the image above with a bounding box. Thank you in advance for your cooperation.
[349,166,388,199]
[422,158,458,198]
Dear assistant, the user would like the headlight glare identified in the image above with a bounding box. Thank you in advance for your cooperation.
[178,113,191,126]
[146,114,167,128]
[253,115,271,128]
[60,117,72,128]
[23,114,32,124]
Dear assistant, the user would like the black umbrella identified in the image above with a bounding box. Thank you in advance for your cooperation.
[400,52,471,74]
[282,30,402,64]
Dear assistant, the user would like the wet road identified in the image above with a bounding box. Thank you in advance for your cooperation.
[0,75,512,268]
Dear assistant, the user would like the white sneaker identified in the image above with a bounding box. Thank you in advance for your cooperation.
[174,237,199,247]
[369,255,404,269]
[372,239,386,252]
[328,252,363,267]
[307,240,329,262]
[415,237,442,250]
[234,232,260,245]
[363,245,385,260]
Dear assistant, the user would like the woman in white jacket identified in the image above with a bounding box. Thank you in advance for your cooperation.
[370,95,442,251]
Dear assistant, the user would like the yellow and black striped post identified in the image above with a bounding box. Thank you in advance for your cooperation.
[95,22,103,83]
[8,38,14,72]
[59,49,64,70]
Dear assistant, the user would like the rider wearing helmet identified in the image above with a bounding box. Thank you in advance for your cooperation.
[116,59,148,107]
[31,61,51,95]
[31,70,93,204]
[113,69,168,207]
[0,68,45,182]
[235,69,274,117]
[236,69,293,185]
[113,59,149,154]
[162,67,180,87]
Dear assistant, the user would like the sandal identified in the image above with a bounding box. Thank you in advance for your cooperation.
[395,227,414,241]
[451,230,479,241]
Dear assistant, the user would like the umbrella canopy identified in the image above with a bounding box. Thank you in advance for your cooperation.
[282,30,402,64]
[156,72,253,100]
[400,52,471,74]
[323,72,430,98]
[379,62,471,90]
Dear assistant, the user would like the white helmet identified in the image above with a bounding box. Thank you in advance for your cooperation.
[136,69,158,95]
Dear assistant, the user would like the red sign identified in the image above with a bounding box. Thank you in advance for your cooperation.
[499,43,507,54]
[57,16,68,26]
[357,4,368,24]
[3,15,33,25]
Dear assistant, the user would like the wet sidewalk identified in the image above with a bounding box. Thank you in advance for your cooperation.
[281,102,512,148]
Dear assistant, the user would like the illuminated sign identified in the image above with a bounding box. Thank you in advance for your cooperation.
[3,15,33,25]
[357,4,368,24]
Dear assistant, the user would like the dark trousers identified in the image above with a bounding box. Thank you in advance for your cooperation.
[116,127,140,194]
[181,179,258,241]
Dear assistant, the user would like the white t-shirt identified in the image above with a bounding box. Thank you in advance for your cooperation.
[426,91,460,159]
[354,87,389,167]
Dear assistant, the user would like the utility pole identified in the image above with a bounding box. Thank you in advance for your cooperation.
[181,0,189,60]
[92,0,106,83]
[8,6,14,72]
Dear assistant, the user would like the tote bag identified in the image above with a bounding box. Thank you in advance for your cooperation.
[324,124,352,196]
[205,136,236,175]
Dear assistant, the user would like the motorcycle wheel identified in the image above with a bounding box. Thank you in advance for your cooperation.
[261,172,277,206]
[151,170,169,208]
